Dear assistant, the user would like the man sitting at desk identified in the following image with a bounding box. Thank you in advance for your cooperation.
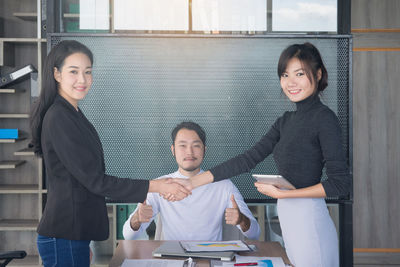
[123,121,260,241]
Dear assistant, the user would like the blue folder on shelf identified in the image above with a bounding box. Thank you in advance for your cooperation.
[0,129,19,139]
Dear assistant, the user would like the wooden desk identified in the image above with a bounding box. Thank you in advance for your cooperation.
[109,240,291,267]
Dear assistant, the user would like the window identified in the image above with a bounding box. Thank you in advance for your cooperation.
[272,0,337,32]
[192,0,267,32]
[57,0,343,34]
[114,0,189,31]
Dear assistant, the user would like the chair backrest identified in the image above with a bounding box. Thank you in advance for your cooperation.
[222,220,245,241]
[0,251,26,267]
[154,214,164,240]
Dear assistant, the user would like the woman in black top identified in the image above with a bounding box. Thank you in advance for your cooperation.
[30,40,190,266]
[174,43,350,266]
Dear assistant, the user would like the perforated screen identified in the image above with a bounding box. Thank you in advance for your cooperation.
[50,35,351,201]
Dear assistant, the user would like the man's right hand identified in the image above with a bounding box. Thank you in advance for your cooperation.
[130,200,153,231]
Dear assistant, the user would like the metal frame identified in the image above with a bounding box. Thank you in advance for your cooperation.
[48,32,353,266]
[338,0,352,34]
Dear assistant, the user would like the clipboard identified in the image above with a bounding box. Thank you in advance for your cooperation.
[180,240,251,252]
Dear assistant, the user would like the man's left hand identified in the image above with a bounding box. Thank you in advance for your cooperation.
[225,195,243,225]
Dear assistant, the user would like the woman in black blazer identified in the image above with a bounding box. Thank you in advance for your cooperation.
[30,40,190,266]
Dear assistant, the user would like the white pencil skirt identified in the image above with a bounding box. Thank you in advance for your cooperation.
[277,198,339,267]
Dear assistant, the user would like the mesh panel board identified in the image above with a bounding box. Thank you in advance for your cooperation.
[50,35,351,201]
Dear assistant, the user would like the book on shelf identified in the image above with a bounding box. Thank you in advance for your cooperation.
[116,205,127,240]
[0,129,19,139]
[30,72,39,104]
[0,64,37,88]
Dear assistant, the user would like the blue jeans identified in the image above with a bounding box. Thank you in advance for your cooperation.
[37,234,90,267]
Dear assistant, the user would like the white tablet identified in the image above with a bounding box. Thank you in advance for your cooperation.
[252,174,296,190]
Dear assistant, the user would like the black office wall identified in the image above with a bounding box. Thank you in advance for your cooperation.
[50,34,351,201]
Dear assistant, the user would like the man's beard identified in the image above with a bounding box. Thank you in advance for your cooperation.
[181,165,201,172]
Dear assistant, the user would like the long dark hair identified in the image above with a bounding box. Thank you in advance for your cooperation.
[277,42,328,93]
[30,40,93,155]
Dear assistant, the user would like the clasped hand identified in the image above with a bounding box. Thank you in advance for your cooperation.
[156,178,193,202]
[254,182,283,198]
[157,178,285,201]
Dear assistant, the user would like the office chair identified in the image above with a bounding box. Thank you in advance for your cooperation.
[0,250,26,267]
[154,214,164,240]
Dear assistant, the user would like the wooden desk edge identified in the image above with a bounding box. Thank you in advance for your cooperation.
[109,240,291,267]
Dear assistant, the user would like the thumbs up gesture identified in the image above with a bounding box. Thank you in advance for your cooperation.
[130,200,153,231]
[225,195,243,226]
[137,200,153,223]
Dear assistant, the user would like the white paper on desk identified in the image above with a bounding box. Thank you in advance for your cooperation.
[209,261,235,267]
[235,255,285,267]
[121,259,186,267]
[180,240,251,252]
[79,0,109,30]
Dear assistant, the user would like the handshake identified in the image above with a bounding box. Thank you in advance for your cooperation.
[149,178,194,202]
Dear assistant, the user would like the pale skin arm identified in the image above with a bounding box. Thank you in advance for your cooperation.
[189,170,214,188]
[254,182,327,199]
[171,171,326,199]
[168,170,214,193]
[160,171,213,201]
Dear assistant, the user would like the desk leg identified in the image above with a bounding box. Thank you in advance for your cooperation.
[339,202,353,267]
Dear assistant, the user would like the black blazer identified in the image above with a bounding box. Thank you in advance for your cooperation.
[37,95,149,241]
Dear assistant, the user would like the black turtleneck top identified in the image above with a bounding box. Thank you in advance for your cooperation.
[209,94,351,198]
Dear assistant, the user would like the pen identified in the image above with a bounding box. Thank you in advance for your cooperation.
[234,263,258,266]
